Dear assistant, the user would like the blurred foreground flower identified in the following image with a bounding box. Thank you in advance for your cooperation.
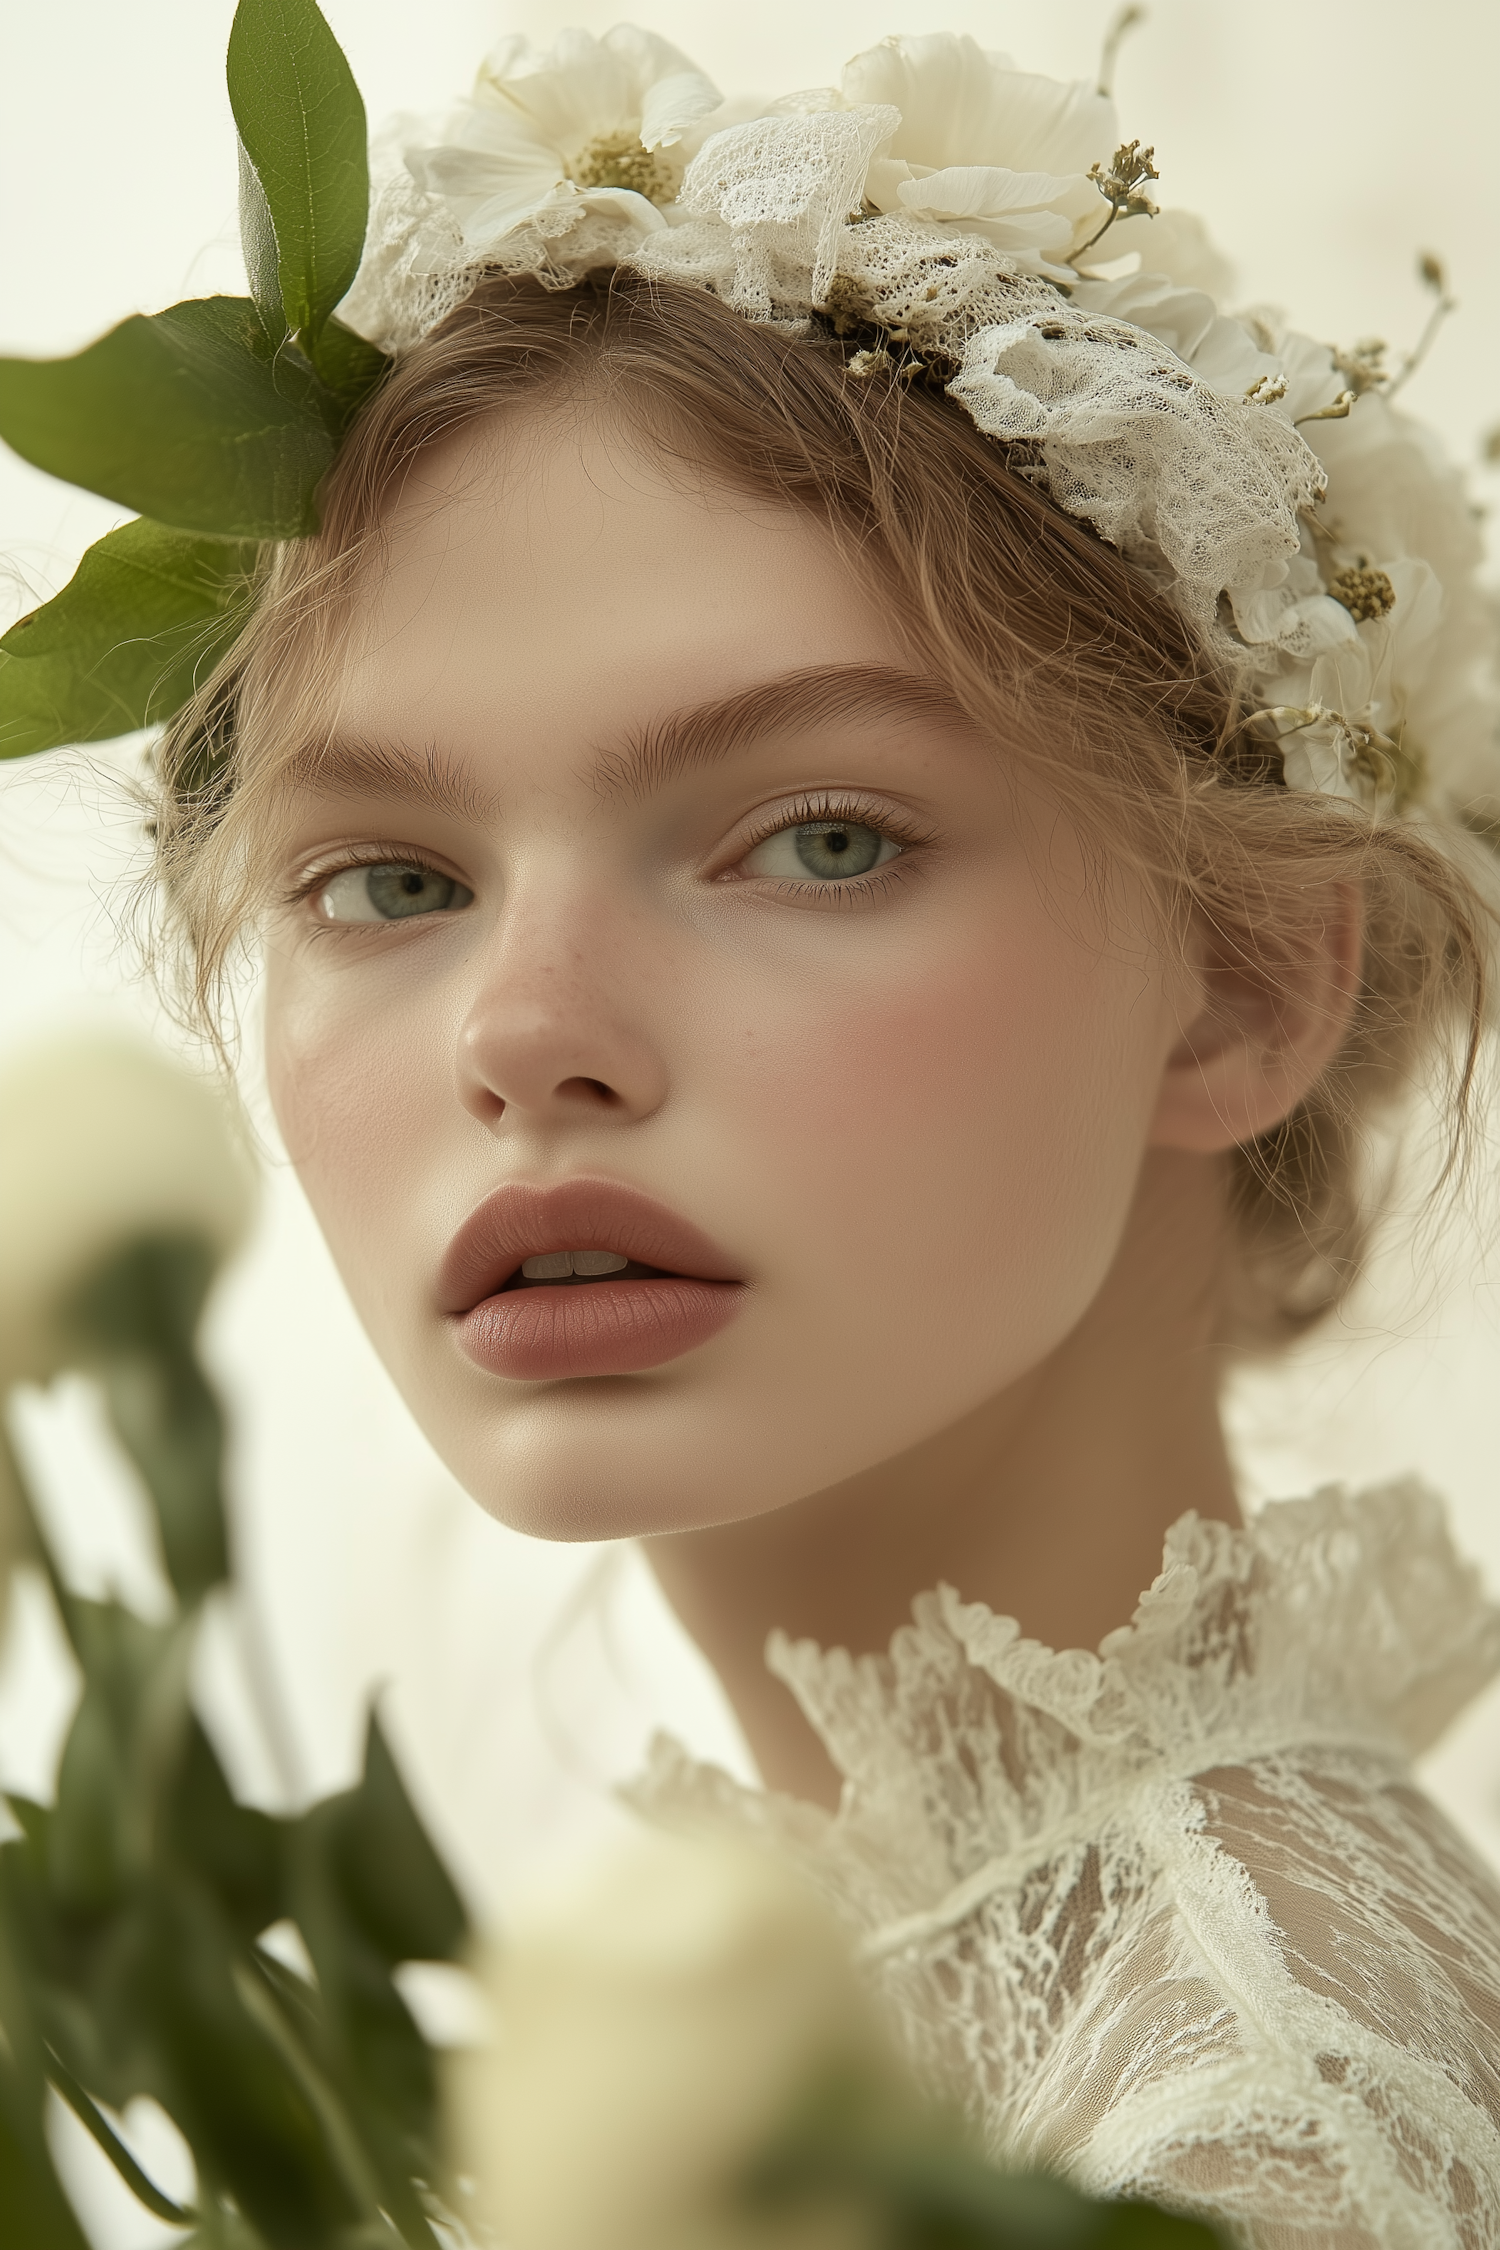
[0,1035,256,1384]
[448,1830,1227,2250]
[450,1831,888,2250]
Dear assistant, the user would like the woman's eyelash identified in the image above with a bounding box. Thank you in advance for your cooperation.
[283,799,929,919]
[734,794,933,866]
[281,847,453,912]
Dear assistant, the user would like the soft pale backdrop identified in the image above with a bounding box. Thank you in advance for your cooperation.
[4,2,1500,2235]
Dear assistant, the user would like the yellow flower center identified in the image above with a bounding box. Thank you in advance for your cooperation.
[1327,565,1397,624]
[568,129,678,204]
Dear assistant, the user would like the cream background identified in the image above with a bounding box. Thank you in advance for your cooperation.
[3,2,1500,2238]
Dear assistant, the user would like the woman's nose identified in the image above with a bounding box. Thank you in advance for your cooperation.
[454,915,670,1130]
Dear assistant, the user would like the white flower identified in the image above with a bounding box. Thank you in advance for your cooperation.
[447,1831,887,2250]
[0,1038,256,1384]
[836,33,1119,279]
[1258,378,1500,811]
[1082,206,1236,298]
[1071,267,1279,402]
[405,25,722,256]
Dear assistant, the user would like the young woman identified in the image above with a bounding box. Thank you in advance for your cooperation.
[126,20,1500,2245]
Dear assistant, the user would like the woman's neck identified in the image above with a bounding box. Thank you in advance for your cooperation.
[644,1149,1240,1805]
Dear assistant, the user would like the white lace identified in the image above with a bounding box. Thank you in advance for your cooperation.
[337,22,1500,827]
[632,1482,1500,2247]
[346,110,1323,669]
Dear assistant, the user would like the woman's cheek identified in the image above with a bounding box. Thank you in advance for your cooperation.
[263,950,449,1269]
[704,902,1168,1384]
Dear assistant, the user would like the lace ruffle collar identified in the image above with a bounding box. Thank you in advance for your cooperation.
[633,1482,1500,1914]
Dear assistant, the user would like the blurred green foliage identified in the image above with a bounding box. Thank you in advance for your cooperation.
[0,1235,467,2246]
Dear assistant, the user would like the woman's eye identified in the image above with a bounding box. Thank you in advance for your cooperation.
[317,863,474,923]
[741,819,901,883]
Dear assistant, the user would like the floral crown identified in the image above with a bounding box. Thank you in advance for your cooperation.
[1,3,1495,828]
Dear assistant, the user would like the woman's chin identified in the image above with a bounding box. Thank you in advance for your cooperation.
[459,1462,752,1545]
[433,1395,831,1545]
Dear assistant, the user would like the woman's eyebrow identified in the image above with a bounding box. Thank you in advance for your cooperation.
[590,664,971,802]
[275,665,968,818]
[274,735,499,823]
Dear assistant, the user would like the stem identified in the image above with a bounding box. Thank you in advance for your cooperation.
[46,2048,196,2226]
[230,1962,435,2250]
[1074,201,1123,260]
[1388,289,1456,398]
[1097,3,1146,97]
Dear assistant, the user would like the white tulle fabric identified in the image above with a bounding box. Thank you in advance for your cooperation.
[633,1483,1500,2247]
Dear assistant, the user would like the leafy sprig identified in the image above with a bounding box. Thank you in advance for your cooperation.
[0,0,389,766]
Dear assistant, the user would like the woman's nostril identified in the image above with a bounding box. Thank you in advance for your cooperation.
[558,1076,620,1106]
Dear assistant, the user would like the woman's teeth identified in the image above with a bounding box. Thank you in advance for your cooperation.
[519,1250,630,1280]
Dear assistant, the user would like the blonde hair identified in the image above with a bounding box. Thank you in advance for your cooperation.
[153,271,1494,1351]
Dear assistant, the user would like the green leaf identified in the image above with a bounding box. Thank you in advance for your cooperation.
[309,316,390,418]
[0,297,338,537]
[61,1237,231,1606]
[164,1723,283,1945]
[0,2048,89,2250]
[285,1712,466,2219]
[237,140,286,351]
[0,518,257,760]
[227,0,370,359]
[46,2051,195,2226]
[49,1603,192,1914]
[310,1713,467,1972]
[134,1877,361,2249]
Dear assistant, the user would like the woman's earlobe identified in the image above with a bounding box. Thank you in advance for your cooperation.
[1148,884,1364,1155]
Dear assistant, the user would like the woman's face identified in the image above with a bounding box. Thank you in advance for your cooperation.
[263,412,1192,1539]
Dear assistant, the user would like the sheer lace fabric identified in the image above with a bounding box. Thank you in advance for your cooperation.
[343,107,1325,672]
[633,1484,1500,2246]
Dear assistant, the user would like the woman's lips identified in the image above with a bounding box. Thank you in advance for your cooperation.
[438,1177,745,1381]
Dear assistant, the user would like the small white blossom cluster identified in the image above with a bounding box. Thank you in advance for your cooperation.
[341,26,1500,827]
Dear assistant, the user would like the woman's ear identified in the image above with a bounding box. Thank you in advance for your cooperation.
[1149,883,1363,1154]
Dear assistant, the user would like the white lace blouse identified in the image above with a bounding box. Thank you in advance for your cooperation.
[637,1483,1500,2248]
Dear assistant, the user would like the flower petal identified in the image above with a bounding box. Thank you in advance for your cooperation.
[1309,640,1377,716]
[842,32,1116,178]
[896,163,1094,220]
[599,22,717,107]
[1281,727,1362,800]
[638,68,723,150]
[474,28,633,151]
[571,184,671,238]
[406,140,568,244]
[975,63,1119,176]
